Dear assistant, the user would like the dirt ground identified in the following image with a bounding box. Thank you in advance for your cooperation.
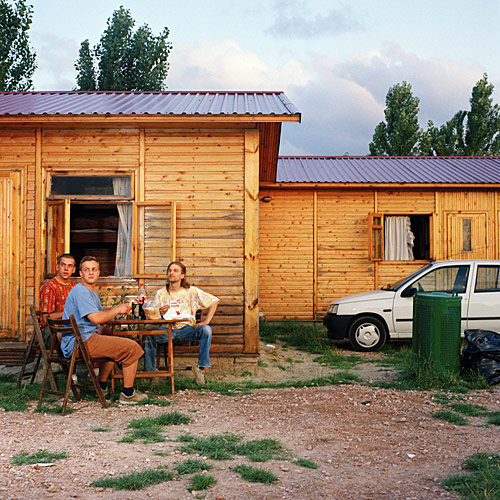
[1,342,499,500]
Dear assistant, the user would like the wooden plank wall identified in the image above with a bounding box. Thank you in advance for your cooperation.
[259,190,314,320]
[0,130,34,339]
[144,129,246,353]
[259,187,500,321]
[316,191,375,316]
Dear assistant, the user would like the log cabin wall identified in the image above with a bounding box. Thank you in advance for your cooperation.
[259,186,500,321]
[0,125,256,357]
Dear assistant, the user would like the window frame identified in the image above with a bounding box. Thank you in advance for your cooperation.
[368,213,433,262]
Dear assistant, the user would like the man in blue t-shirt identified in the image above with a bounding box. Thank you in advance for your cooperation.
[63,256,147,405]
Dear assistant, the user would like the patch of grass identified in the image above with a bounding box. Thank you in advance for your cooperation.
[277,365,287,371]
[313,350,362,370]
[35,404,74,415]
[188,474,216,491]
[177,433,286,462]
[175,458,212,476]
[432,410,468,426]
[488,412,500,426]
[231,464,278,484]
[448,403,490,417]
[257,359,268,367]
[12,450,69,465]
[285,357,294,363]
[153,450,170,457]
[92,427,110,432]
[317,437,332,443]
[377,350,490,392]
[294,458,318,469]
[128,411,191,428]
[121,411,191,443]
[259,320,331,355]
[173,372,360,396]
[0,374,43,411]
[443,452,500,499]
[91,467,173,490]
[241,370,253,377]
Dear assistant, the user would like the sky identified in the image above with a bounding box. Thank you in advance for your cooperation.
[27,0,500,156]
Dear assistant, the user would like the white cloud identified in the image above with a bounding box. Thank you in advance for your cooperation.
[265,0,363,38]
[33,32,80,90]
[167,39,312,90]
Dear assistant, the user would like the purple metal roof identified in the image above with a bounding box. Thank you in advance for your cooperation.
[276,156,500,184]
[0,91,300,117]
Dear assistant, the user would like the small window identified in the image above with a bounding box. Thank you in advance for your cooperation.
[462,219,472,252]
[475,265,500,292]
[369,214,430,261]
[51,176,131,197]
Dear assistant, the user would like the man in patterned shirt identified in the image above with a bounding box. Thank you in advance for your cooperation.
[143,261,219,384]
[39,254,77,344]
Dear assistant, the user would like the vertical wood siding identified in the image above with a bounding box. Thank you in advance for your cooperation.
[145,129,246,352]
[259,189,314,320]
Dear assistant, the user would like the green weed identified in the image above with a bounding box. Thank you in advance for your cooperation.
[188,474,216,491]
[91,467,173,490]
[12,450,68,465]
[92,427,110,432]
[432,410,468,426]
[488,412,500,426]
[294,458,318,469]
[121,411,191,443]
[448,403,490,417]
[175,458,212,476]
[231,464,278,484]
[443,452,500,499]
[177,433,286,462]
[257,359,268,367]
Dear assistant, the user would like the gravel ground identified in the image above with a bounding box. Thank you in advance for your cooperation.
[1,344,499,500]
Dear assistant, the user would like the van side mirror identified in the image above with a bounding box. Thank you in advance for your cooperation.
[401,287,417,298]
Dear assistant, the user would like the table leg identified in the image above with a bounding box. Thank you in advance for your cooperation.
[169,324,174,394]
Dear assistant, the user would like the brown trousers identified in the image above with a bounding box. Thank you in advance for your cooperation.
[83,333,143,368]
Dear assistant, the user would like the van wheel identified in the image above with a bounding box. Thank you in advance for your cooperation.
[348,317,387,352]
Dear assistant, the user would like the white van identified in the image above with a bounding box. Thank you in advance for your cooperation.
[323,260,500,351]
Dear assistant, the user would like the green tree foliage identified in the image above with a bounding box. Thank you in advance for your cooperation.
[0,0,36,91]
[420,74,500,156]
[75,6,172,91]
[369,81,421,156]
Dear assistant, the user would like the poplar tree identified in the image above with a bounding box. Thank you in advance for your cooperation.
[369,82,421,156]
[75,6,172,91]
[0,0,36,91]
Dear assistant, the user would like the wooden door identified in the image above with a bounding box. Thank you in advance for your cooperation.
[0,171,22,338]
[447,213,487,260]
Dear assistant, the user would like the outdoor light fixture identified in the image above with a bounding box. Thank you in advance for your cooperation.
[261,196,272,203]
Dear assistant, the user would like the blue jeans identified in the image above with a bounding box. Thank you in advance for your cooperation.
[143,324,212,371]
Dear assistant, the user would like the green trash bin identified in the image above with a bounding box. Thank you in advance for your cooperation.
[412,292,462,375]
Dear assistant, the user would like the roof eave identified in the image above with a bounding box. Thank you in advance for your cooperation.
[260,181,500,189]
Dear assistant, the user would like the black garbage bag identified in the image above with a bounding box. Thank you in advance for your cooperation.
[462,329,500,385]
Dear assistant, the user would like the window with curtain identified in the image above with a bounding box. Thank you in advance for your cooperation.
[369,214,430,261]
[47,175,133,277]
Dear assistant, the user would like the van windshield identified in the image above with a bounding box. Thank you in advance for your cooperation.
[381,264,433,291]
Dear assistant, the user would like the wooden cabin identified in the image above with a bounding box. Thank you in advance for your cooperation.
[0,91,300,367]
[259,156,500,321]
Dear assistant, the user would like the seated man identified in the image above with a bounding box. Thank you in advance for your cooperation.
[39,253,77,346]
[143,261,219,385]
[62,255,147,405]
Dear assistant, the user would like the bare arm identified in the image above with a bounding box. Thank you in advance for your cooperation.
[87,303,131,325]
[198,300,219,326]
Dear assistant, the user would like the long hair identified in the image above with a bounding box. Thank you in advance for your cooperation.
[166,261,190,290]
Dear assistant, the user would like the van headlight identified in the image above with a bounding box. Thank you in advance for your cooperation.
[327,304,338,314]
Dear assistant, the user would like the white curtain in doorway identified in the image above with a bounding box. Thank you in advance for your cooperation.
[384,216,415,260]
[113,177,132,276]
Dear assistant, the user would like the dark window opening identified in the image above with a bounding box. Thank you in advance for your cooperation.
[70,204,119,276]
[409,215,430,260]
[51,176,130,196]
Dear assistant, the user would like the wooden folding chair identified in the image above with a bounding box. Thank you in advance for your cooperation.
[17,306,57,391]
[38,315,109,416]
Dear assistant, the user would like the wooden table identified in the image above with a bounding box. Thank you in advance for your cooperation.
[108,318,178,394]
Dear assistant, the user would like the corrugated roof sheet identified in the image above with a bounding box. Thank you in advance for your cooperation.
[0,91,300,117]
[276,156,500,184]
